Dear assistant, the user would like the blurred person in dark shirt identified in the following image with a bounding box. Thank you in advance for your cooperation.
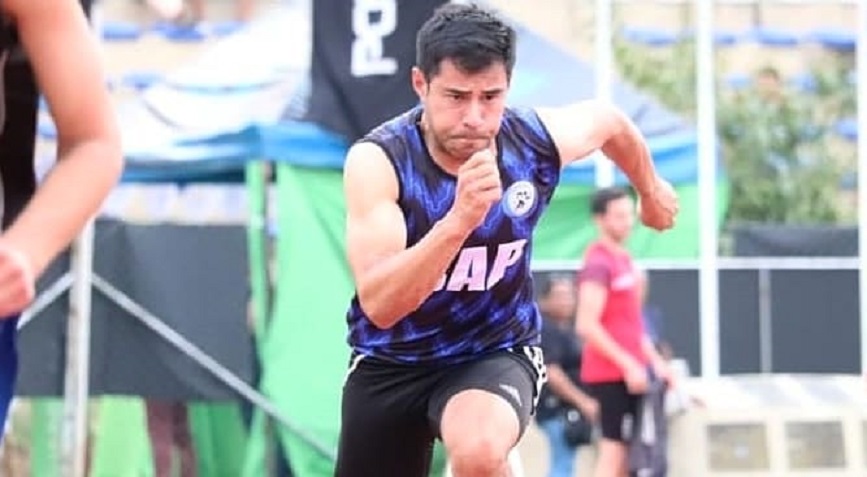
[535,273,598,477]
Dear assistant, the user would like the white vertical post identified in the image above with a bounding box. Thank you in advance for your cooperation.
[857,0,867,376]
[61,223,94,477]
[757,268,773,373]
[695,0,720,378]
[61,2,101,476]
[594,0,615,188]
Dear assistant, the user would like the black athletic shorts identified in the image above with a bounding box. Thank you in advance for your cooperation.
[334,346,546,477]
[585,381,641,442]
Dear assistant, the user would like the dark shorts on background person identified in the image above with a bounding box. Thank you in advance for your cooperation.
[585,380,641,442]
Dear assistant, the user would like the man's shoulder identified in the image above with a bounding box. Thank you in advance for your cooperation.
[352,107,422,175]
[500,105,559,161]
[363,106,421,143]
[581,242,618,274]
[582,241,607,260]
[501,105,542,128]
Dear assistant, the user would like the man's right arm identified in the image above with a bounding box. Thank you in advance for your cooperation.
[344,142,472,329]
[545,363,598,419]
[575,263,642,374]
[541,330,597,416]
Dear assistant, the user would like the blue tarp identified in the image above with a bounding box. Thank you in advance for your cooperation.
[115,3,702,186]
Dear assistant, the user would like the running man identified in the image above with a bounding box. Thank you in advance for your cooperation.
[337,4,677,476]
[0,0,123,435]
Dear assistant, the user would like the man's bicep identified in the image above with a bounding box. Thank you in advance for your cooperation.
[577,281,608,324]
[343,142,406,284]
[345,202,407,283]
[535,101,621,168]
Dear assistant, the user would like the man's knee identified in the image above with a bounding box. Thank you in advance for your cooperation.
[594,439,628,477]
[447,433,510,476]
[440,390,520,476]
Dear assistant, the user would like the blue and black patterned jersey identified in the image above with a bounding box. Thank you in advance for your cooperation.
[346,105,561,364]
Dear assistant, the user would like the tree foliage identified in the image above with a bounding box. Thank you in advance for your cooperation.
[613,37,856,225]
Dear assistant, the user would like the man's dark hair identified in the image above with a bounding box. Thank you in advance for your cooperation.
[534,273,573,301]
[416,3,516,81]
[590,186,630,216]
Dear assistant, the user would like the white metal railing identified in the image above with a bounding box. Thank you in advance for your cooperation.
[607,0,859,4]
[534,255,861,375]
[532,256,861,272]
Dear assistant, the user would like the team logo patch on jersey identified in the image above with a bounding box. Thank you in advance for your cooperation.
[502,180,537,218]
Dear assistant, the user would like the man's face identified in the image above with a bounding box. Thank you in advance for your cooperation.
[541,280,575,322]
[596,196,635,243]
[412,58,508,160]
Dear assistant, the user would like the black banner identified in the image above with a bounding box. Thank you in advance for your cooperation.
[0,49,38,228]
[532,267,861,376]
[16,219,254,401]
[302,0,447,142]
[732,224,857,257]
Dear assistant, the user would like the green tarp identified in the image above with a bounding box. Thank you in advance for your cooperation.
[87,398,247,477]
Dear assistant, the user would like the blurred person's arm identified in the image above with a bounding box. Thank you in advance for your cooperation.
[576,257,651,396]
[0,0,122,316]
[546,363,598,421]
[541,327,599,420]
[642,336,675,387]
[576,277,643,376]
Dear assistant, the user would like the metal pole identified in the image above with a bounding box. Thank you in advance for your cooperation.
[61,2,103,474]
[594,0,615,188]
[60,221,95,477]
[696,0,720,378]
[17,273,74,330]
[90,274,337,461]
[758,268,773,373]
[857,0,867,376]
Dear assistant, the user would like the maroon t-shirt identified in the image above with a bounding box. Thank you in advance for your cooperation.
[578,241,647,383]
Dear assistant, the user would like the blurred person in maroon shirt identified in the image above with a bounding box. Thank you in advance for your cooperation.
[576,187,674,477]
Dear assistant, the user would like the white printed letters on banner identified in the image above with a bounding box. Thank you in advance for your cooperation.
[350,0,398,77]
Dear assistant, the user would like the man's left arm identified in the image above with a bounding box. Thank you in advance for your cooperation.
[535,100,678,230]
[641,336,675,387]
[535,100,654,189]
[641,336,665,369]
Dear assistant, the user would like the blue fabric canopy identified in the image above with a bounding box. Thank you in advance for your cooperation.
[115,3,703,186]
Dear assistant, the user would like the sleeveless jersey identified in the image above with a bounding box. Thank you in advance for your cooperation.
[0,14,39,229]
[346,106,561,364]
